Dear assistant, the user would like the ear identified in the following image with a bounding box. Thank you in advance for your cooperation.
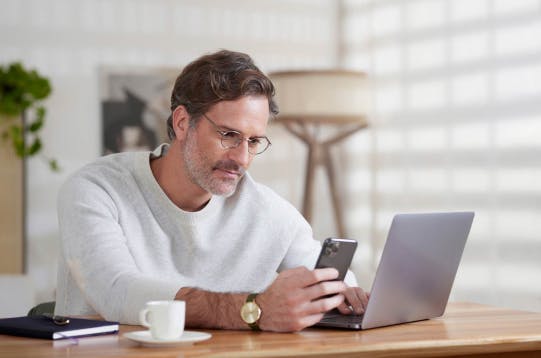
[171,105,191,141]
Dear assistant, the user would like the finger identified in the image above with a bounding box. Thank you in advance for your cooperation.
[355,288,370,314]
[305,293,344,315]
[337,301,354,315]
[359,289,369,309]
[340,287,371,315]
[311,268,340,284]
[343,288,365,315]
[299,313,326,330]
[304,280,346,301]
[352,287,370,311]
[285,312,326,332]
[295,267,340,288]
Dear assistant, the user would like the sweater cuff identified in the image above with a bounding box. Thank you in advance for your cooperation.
[345,270,359,287]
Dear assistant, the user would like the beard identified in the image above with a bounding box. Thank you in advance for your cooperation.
[182,131,245,197]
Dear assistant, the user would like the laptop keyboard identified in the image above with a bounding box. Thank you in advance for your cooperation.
[320,311,364,324]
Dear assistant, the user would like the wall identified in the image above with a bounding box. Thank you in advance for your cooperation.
[0,0,342,315]
[342,0,541,312]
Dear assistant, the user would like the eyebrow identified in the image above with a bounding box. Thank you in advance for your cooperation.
[213,122,268,139]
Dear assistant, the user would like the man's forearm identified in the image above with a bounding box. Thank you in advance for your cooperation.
[172,267,366,332]
[175,287,249,330]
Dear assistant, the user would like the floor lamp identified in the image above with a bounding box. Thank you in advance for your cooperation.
[270,70,369,238]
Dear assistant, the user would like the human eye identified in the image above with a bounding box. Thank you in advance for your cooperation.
[247,137,262,147]
[221,131,241,139]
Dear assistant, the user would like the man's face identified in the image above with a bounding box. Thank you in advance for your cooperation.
[182,95,270,197]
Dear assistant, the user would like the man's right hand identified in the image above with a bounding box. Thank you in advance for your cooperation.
[256,266,346,332]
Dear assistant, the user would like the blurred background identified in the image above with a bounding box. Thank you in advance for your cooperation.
[0,0,540,316]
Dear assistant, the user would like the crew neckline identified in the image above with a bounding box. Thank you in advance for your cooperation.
[134,143,224,223]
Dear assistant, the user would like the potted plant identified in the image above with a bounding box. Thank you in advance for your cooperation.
[0,62,57,274]
[0,62,58,170]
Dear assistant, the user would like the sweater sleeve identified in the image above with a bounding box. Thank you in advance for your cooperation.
[57,174,181,324]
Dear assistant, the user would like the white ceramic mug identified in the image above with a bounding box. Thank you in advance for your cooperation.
[139,300,185,340]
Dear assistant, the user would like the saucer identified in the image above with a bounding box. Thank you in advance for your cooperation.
[123,330,212,347]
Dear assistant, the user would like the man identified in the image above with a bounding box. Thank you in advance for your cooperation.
[56,50,368,332]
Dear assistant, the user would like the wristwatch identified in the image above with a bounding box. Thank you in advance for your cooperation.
[240,293,262,331]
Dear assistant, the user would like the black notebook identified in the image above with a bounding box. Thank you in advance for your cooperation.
[0,316,119,340]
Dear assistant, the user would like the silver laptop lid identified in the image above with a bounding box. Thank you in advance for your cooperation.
[361,212,474,329]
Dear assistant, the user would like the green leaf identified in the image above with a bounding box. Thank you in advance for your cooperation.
[26,137,42,156]
[1,62,58,170]
[29,116,44,132]
[0,62,51,116]
[48,159,60,172]
[35,106,46,120]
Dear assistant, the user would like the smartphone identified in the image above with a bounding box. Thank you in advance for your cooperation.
[314,238,358,281]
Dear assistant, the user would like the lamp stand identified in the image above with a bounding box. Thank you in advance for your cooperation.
[280,120,367,238]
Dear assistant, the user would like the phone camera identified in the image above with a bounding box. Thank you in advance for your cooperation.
[325,242,340,257]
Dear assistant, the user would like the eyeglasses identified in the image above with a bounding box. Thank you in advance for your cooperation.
[202,114,271,155]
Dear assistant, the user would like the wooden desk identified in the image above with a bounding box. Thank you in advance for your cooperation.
[1,302,540,357]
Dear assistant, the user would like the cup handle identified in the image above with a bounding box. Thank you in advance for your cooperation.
[139,308,151,328]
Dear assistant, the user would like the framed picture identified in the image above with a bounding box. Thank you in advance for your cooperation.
[100,67,179,154]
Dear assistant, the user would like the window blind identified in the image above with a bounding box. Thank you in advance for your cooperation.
[342,0,541,311]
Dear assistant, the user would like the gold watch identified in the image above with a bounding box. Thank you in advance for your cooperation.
[240,293,261,331]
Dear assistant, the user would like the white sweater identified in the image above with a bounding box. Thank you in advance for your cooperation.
[55,145,333,324]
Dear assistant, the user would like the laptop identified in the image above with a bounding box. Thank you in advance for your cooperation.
[316,211,474,330]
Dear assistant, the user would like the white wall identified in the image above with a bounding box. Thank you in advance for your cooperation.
[0,0,342,315]
[342,0,541,312]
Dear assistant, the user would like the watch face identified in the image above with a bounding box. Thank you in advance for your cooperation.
[241,302,261,324]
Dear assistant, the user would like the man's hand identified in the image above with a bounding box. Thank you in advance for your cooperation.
[256,266,347,332]
[176,268,369,332]
[336,286,370,315]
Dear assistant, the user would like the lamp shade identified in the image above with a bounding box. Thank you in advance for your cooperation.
[269,70,369,124]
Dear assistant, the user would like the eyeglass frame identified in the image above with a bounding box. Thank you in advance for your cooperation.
[201,113,272,155]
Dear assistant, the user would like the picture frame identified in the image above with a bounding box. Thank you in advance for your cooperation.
[99,66,179,154]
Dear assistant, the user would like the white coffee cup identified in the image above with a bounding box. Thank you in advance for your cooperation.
[139,300,185,340]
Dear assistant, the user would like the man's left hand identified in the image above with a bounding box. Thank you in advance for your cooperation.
[336,286,370,315]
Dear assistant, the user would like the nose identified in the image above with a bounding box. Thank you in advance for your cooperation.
[227,140,252,168]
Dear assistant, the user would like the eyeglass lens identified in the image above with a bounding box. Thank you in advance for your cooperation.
[203,114,270,154]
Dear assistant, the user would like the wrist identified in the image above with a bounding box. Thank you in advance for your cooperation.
[254,291,269,331]
[240,293,262,331]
